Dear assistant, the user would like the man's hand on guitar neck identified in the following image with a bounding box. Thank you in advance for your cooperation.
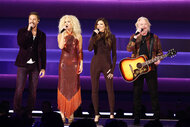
[154,60,160,66]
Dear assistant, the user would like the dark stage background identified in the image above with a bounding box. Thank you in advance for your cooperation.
[0,0,190,119]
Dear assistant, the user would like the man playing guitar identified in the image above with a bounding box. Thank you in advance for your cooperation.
[126,16,163,125]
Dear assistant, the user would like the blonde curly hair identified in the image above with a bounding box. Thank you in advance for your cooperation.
[58,15,81,37]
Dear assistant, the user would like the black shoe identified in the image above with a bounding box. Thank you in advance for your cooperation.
[155,118,160,122]
[134,118,140,125]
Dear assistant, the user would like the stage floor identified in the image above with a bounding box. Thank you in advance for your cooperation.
[32,116,177,127]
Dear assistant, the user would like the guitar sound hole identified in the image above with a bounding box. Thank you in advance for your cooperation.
[137,63,142,68]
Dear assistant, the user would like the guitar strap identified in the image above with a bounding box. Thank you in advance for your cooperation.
[149,33,154,59]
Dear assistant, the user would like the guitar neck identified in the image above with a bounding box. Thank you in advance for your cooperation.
[142,54,167,66]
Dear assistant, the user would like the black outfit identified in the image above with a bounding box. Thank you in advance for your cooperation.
[134,35,159,121]
[88,32,117,115]
[127,32,163,124]
[133,71,159,119]
[14,27,46,117]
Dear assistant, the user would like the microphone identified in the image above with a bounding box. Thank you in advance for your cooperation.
[60,26,68,33]
[92,29,99,36]
[95,29,99,34]
[135,28,143,35]
[29,22,34,31]
[30,26,33,31]
[60,28,65,33]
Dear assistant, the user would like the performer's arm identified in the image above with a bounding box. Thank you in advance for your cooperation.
[17,28,33,49]
[78,35,83,74]
[107,35,117,79]
[154,35,163,66]
[39,33,46,78]
[57,33,66,49]
[111,35,117,74]
[126,34,136,52]
[155,35,163,57]
[88,32,97,51]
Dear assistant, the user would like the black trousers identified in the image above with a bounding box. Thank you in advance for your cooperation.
[13,64,39,117]
[133,70,160,119]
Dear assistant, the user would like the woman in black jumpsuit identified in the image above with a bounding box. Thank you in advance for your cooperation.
[88,18,117,123]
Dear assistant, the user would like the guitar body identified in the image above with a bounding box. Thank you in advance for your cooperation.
[119,49,177,83]
[119,55,151,82]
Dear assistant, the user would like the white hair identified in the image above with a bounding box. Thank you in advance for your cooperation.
[135,16,151,32]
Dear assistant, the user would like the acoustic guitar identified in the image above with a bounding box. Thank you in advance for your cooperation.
[119,49,177,83]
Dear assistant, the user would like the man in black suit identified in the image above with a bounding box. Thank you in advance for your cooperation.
[13,12,46,118]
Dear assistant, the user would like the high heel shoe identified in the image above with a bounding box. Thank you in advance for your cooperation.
[110,114,114,119]
[68,114,74,124]
[94,115,100,124]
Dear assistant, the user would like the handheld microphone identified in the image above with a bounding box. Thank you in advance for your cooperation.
[95,29,99,34]
[135,28,143,35]
[60,26,68,33]
[60,28,65,33]
[30,26,33,31]
[92,29,99,36]
[29,22,34,31]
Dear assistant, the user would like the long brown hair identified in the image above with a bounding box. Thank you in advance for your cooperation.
[92,18,112,47]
